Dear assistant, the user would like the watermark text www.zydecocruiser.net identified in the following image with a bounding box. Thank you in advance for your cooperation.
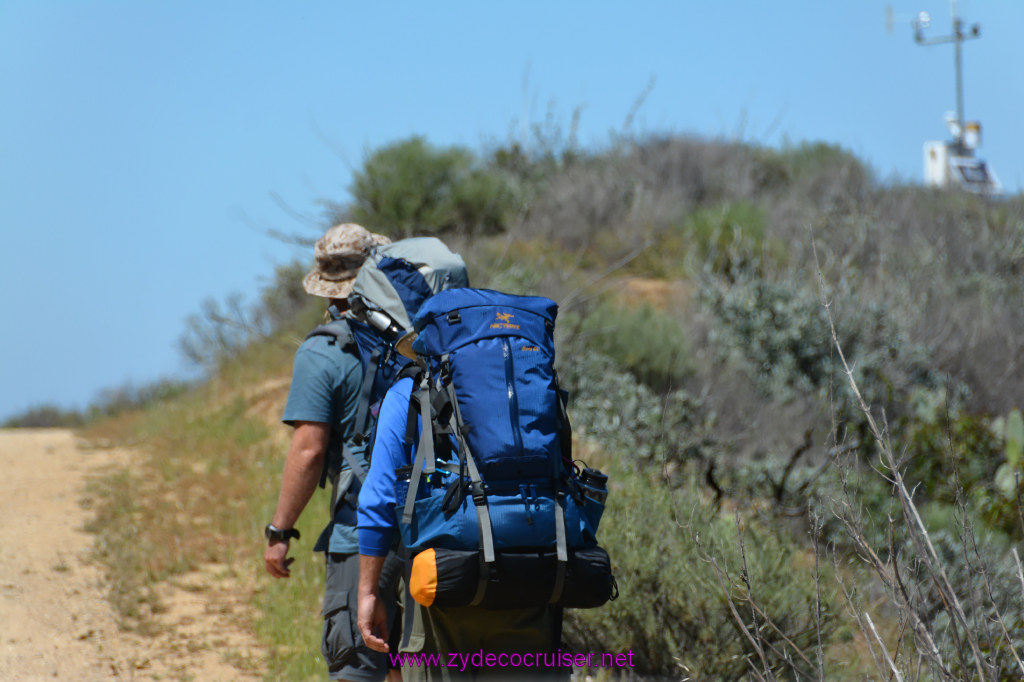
[388,650,637,673]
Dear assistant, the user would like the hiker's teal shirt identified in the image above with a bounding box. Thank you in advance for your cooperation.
[282,328,365,554]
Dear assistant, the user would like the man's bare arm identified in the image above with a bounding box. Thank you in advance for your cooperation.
[264,421,330,578]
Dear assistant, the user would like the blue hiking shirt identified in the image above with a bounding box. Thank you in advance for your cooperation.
[281,326,365,554]
[357,377,415,556]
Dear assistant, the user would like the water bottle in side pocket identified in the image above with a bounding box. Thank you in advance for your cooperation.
[394,465,413,507]
[578,467,609,531]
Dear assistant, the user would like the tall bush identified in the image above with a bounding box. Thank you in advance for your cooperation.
[565,301,693,393]
[564,471,837,679]
[348,136,517,237]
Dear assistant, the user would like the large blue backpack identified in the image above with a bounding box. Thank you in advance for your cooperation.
[398,288,616,610]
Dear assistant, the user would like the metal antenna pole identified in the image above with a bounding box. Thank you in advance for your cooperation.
[952,0,964,150]
[914,0,980,152]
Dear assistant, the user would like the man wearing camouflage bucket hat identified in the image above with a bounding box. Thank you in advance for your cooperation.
[265,223,404,682]
[302,223,391,299]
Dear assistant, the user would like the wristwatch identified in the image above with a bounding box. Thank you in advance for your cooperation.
[264,523,300,542]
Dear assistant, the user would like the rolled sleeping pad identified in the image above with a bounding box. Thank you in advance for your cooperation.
[409,546,616,610]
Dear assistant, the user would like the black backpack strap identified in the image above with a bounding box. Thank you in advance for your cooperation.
[553,371,574,472]
[397,363,423,382]
[352,348,381,445]
[400,365,425,444]
[304,319,355,346]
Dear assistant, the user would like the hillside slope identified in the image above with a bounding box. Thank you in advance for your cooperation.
[68,134,1024,680]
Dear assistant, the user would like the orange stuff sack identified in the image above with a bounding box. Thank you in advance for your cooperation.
[409,548,479,607]
[409,548,438,606]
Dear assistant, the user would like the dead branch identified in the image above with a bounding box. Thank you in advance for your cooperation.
[1014,549,1024,606]
[865,612,905,682]
[814,241,988,681]
[772,428,813,504]
[833,558,888,681]
[705,552,775,682]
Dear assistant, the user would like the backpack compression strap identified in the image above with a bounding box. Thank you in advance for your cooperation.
[549,494,568,604]
[401,373,436,527]
[351,348,381,449]
[437,371,498,607]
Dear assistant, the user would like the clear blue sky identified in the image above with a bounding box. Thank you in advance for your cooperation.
[1,1,1022,422]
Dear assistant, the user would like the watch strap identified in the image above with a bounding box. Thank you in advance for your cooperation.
[265,523,300,542]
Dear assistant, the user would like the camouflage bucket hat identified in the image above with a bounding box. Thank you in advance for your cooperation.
[302,223,391,298]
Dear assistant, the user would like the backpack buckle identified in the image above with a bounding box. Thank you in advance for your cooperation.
[470,481,486,506]
[446,310,461,324]
[439,360,453,384]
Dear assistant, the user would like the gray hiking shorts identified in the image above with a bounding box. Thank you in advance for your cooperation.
[323,551,403,682]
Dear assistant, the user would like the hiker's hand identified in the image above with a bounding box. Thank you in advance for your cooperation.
[358,591,389,653]
[264,540,295,578]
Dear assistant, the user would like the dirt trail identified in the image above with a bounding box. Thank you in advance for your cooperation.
[0,428,260,681]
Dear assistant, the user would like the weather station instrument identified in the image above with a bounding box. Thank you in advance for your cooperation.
[904,1,1001,195]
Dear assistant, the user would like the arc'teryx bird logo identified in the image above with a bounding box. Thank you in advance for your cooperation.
[490,311,520,330]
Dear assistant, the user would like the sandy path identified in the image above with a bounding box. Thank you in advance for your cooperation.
[0,428,261,681]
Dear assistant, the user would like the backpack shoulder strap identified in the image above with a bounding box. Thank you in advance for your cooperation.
[304,319,368,487]
[554,371,574,471]
[397,363,423,383]
[304,319,355,347]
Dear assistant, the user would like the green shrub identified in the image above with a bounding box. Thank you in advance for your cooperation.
[630,200,786,280]
[704,274,943,430]
[905,412,1002,497]
[3,377,194,429]
[777,142,868,184]
[897,519,1024,680]
[560,348,839,678]
[348,136,517,237]
[684,201,774,278]
[565,471,838,679]
[3,403,85,428]
[559,351,710,468]
[704,276,834,396]
[481,261,544,297]
[565,301,694,393]
[89,377,194,419]
[903,408,1024,538]
[802,462,901,556]
[992,409,1024,510]
[777,141,873,213]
